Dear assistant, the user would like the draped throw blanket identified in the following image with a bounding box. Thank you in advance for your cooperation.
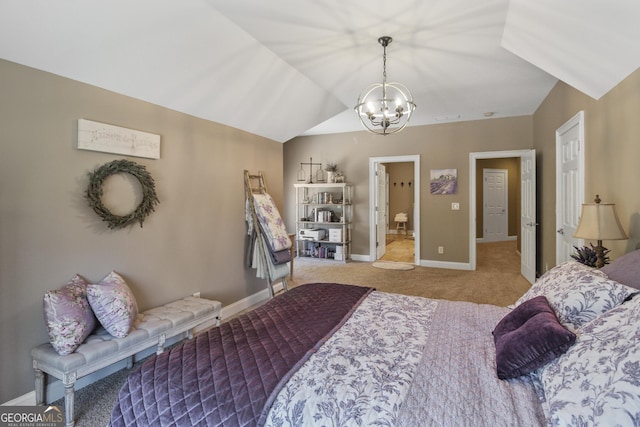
[252,193,291,252]
[245,193,291,278]
[109,283,373,427]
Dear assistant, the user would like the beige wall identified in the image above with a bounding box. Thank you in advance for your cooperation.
[283,116,534,262]
[0,59,283,403]
[533,68,640,272]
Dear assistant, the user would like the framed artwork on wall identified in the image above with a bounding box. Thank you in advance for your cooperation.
[430,169,457,194]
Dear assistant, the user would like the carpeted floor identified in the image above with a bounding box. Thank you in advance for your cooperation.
[55,240,528,426]
[290,240,528,307]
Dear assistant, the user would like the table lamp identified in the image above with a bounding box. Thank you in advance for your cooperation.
[573,194,628,268]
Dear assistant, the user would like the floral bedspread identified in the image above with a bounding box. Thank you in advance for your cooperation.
[265,294,547,427]
[265,291,438,426]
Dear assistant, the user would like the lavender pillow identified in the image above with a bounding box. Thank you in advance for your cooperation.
[43,274,97,355]
[87,271,138,338]
[493,296,576,380]
[601,249,640,290]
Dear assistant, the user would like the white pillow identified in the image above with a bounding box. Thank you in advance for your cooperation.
[514,261,634,330]
[540,296,640,426]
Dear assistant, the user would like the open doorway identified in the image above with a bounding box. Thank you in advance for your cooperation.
[380,162,415,263]
[470,149,537,284]
[369,155,421,264]
[476,160,520,276]
[477,161,519,244]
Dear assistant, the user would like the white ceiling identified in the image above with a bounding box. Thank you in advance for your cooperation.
[0,1,638,143]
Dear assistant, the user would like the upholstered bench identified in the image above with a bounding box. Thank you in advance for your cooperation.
[31,296,222,427]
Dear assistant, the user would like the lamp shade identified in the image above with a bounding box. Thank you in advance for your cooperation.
[573,202,628,240]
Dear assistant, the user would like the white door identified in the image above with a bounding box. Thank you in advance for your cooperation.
[385,172,390,233]
[376,163,387,259]
[556,111,585,264]
[483,169,508,242]
[521,150,537,284]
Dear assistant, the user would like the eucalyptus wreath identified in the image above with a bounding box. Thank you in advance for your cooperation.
[86,159,160,229]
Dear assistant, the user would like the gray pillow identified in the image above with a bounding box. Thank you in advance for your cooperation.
[601,249,640,290]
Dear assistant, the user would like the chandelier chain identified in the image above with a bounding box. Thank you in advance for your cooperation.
[382,44,387,82]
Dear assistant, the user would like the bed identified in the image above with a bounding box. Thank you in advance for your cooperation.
[109,251,640,427]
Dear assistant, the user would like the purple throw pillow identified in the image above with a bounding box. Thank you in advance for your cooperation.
[601,249,640,291]
[493,296,576,380]
[43,274,97,355]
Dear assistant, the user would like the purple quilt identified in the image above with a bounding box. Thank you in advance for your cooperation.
[109,283,373,427]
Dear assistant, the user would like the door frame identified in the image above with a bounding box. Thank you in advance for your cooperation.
[555,111,585,264]
[369,155,421,264]
[469,150,534,272]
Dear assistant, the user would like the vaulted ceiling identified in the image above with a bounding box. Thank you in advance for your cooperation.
[1,1,638,143]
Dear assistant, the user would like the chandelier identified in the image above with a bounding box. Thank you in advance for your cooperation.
[354,36,416,135]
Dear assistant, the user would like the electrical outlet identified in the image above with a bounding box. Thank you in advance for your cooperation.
[438,246,444,254]
[451,202,460,210]
[193,292,201,298]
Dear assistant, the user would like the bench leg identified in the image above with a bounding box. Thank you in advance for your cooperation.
[63,372,77,427]
[34,367,45,406]
[157,333,166,355]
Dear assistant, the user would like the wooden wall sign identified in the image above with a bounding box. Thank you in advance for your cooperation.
[77,119,161,159]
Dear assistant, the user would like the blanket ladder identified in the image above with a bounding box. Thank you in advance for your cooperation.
[244,170,289,297]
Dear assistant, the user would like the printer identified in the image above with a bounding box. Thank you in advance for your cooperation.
[298,228,326,240]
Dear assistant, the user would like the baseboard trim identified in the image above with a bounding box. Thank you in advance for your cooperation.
[420,260,472,270]
[2,391,36,406]
[219,281,283,321]
[353,253,471,270]
[476,236,517,243]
